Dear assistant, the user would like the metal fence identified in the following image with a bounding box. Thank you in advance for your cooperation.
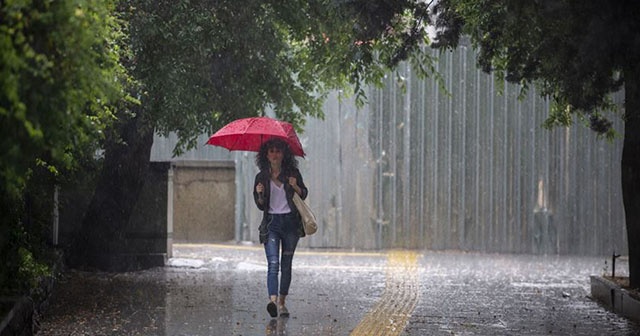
[152,45,628,256]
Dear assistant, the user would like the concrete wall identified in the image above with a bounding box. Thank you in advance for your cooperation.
[58,162,170,270]
[170,161,235,243]
[57,160,234,269]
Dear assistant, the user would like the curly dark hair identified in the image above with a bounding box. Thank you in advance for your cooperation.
[255,138,299,173]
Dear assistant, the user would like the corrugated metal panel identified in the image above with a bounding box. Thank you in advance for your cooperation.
[151,46,627,256]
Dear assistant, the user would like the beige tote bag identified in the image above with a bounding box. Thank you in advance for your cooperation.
[292,193,317,235]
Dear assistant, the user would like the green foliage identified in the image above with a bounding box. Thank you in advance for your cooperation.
[0,226,52,297]
[0,0,127,197]
[0,174,53,297]
[121,0,435,155]
[0,0,128,295]
[432,0,637,135]
[123,0,322,154]
[17,246,50,290]
[299,0,436,107]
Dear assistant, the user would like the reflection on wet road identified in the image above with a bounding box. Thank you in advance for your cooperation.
[37,244,639,335]
[351,251,419,336]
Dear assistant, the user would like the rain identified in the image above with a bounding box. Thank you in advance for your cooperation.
[37,43,640,335]
[36,245,637,335]
[4,2,639,336]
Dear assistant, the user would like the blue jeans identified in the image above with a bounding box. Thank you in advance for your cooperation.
[264,213,300,297]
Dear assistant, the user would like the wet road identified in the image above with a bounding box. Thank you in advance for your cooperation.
[37,244,640,335]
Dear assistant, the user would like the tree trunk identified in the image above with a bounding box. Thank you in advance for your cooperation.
[622,63,640,288]
[69,107,154,271]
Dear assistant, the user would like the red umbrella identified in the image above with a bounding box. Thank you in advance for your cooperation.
[206,117,305,157]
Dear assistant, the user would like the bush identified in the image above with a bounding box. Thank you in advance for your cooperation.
[0,165,57,298]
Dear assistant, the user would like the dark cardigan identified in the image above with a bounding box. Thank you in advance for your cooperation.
[253,168,308,243]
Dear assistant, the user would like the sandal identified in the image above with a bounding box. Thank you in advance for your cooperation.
[267,301,278,317]
[278,304,289,317]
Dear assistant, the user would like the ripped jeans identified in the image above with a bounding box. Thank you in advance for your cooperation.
[264,213,300,297]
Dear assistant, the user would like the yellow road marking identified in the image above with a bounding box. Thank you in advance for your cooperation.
[350,250,420,336]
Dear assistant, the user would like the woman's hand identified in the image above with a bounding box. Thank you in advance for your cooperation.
[256,183,265,204]
[288,177,301,195]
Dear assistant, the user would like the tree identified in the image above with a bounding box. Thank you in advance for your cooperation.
[0,0,127,293]
[129,0,431,149]
[431,0,640,288]
[71,0,433,269]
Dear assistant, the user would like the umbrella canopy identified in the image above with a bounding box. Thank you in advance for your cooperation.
[206,117,305,157]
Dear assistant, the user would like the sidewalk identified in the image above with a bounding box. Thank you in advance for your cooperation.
[36,244,640,335]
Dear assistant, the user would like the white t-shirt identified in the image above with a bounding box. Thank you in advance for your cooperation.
[269,180,291,214]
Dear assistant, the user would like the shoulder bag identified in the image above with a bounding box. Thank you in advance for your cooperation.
[292,193,317,235]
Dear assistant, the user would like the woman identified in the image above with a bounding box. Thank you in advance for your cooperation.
[253,138,308,318]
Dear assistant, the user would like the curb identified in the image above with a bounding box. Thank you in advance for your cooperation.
[0,250,64,336]
[0,297,34,336]
[590,275,640,323]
